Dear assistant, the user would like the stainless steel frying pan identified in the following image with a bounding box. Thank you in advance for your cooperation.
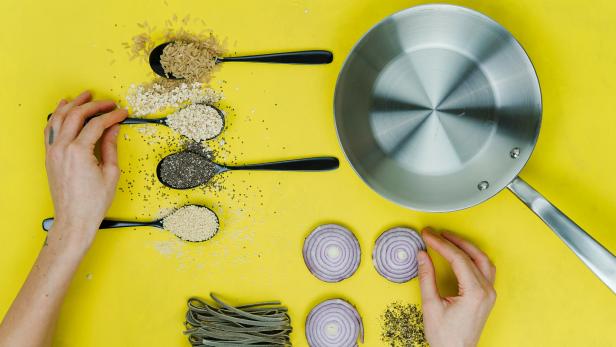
[334,4,616,292]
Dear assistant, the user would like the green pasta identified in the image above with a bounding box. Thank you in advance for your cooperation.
[184,293,292,346]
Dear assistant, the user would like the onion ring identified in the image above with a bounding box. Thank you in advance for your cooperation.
[372,227,426,283]
[305,298,364,346]
[303,224,361,283]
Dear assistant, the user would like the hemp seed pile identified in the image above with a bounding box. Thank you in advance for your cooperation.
[166,103,224,141]
[162,205,219,242]
[380,302,428,347]
[185,294,292,346]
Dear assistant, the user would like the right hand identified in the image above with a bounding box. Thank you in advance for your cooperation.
[417,228,497,347]
[44,91,127,250]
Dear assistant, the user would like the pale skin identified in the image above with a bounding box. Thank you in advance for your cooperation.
[0,92,495,347]
[418,228,497,347]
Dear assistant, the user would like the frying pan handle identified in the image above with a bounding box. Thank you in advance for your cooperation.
[508,177,616,293]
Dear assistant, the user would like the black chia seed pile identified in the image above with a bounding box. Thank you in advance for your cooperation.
[159,146,219,189]
[381,302,428,347]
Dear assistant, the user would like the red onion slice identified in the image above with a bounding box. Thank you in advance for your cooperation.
[303,224,361,283]
[373,227,426,283]
[305,298,364,347]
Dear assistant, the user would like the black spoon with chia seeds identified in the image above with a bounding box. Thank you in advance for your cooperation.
[157,151,339,189]
[41,205,220,242]
[149,42,334,79]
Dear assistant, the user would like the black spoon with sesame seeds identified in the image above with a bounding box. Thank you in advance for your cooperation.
[157,152,339,189]
[41,204,220,242]
[149,42,333,79]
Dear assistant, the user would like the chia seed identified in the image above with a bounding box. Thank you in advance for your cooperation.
[381,302,427,347]
[159,151,218,189]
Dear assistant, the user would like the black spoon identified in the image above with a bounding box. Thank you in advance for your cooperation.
[42,205,219,242]
[157,153,339,189]
[149,42,334,79]
[42,217,163,231]
[47,103,225,129]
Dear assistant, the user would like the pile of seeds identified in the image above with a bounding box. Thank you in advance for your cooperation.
[161,40,224,81]
[159,151,219,189]
[126,81,222,117]
[380,302,427,347]
[162,205,219,242]
[184,293,292,346]
[166,103,224,141]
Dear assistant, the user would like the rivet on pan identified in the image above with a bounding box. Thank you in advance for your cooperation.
[477,181,489,191]
[510,147,520,159]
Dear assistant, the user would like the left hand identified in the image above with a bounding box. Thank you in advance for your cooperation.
[44,91,127,250]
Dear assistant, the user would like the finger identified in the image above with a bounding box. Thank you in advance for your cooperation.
[417,250,442,305]
[442,231,496,285]
[57,100,117,144]
[48,91,92,138]
[51,99,68,118]
[76,108,127,148]
[100,124,121,184]
[422,228,484,292]
[45,99,67,148]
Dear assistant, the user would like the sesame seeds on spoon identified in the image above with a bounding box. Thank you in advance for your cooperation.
[41,205,220,243]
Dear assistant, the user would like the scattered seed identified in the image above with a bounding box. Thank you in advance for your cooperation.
[126,81,222,117]
[381,302,427,347]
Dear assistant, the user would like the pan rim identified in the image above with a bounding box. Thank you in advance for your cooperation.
[333,3,543,213]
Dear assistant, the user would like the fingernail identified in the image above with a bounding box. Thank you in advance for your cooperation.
[111,125,120,137]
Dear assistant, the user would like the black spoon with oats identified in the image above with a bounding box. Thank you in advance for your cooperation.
[47,103,226,141]
[150,42,333,79]
[42,205,219,242]
[157,151,339,189]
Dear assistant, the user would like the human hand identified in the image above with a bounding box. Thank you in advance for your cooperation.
[44,91,127,250]
[417,228,496,347]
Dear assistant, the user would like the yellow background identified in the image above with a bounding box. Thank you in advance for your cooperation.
[1,0,615,346]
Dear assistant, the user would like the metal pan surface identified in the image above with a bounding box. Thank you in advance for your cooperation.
[334,4,616,292]
[335,4,541,212]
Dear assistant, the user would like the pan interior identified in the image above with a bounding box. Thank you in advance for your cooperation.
[334,5,542,212]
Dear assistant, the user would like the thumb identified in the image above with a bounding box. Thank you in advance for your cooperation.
[417,250,441,305]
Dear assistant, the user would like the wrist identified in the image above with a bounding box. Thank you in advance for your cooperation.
[48,220,98,253]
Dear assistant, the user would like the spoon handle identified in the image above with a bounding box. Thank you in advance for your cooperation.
[219,50,333,64]
[42,218,159,231]
[121,117,166,125]
[46,113,166,125]
[227,157,339,171]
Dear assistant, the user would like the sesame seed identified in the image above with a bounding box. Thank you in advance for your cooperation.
[162,205,219,242]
